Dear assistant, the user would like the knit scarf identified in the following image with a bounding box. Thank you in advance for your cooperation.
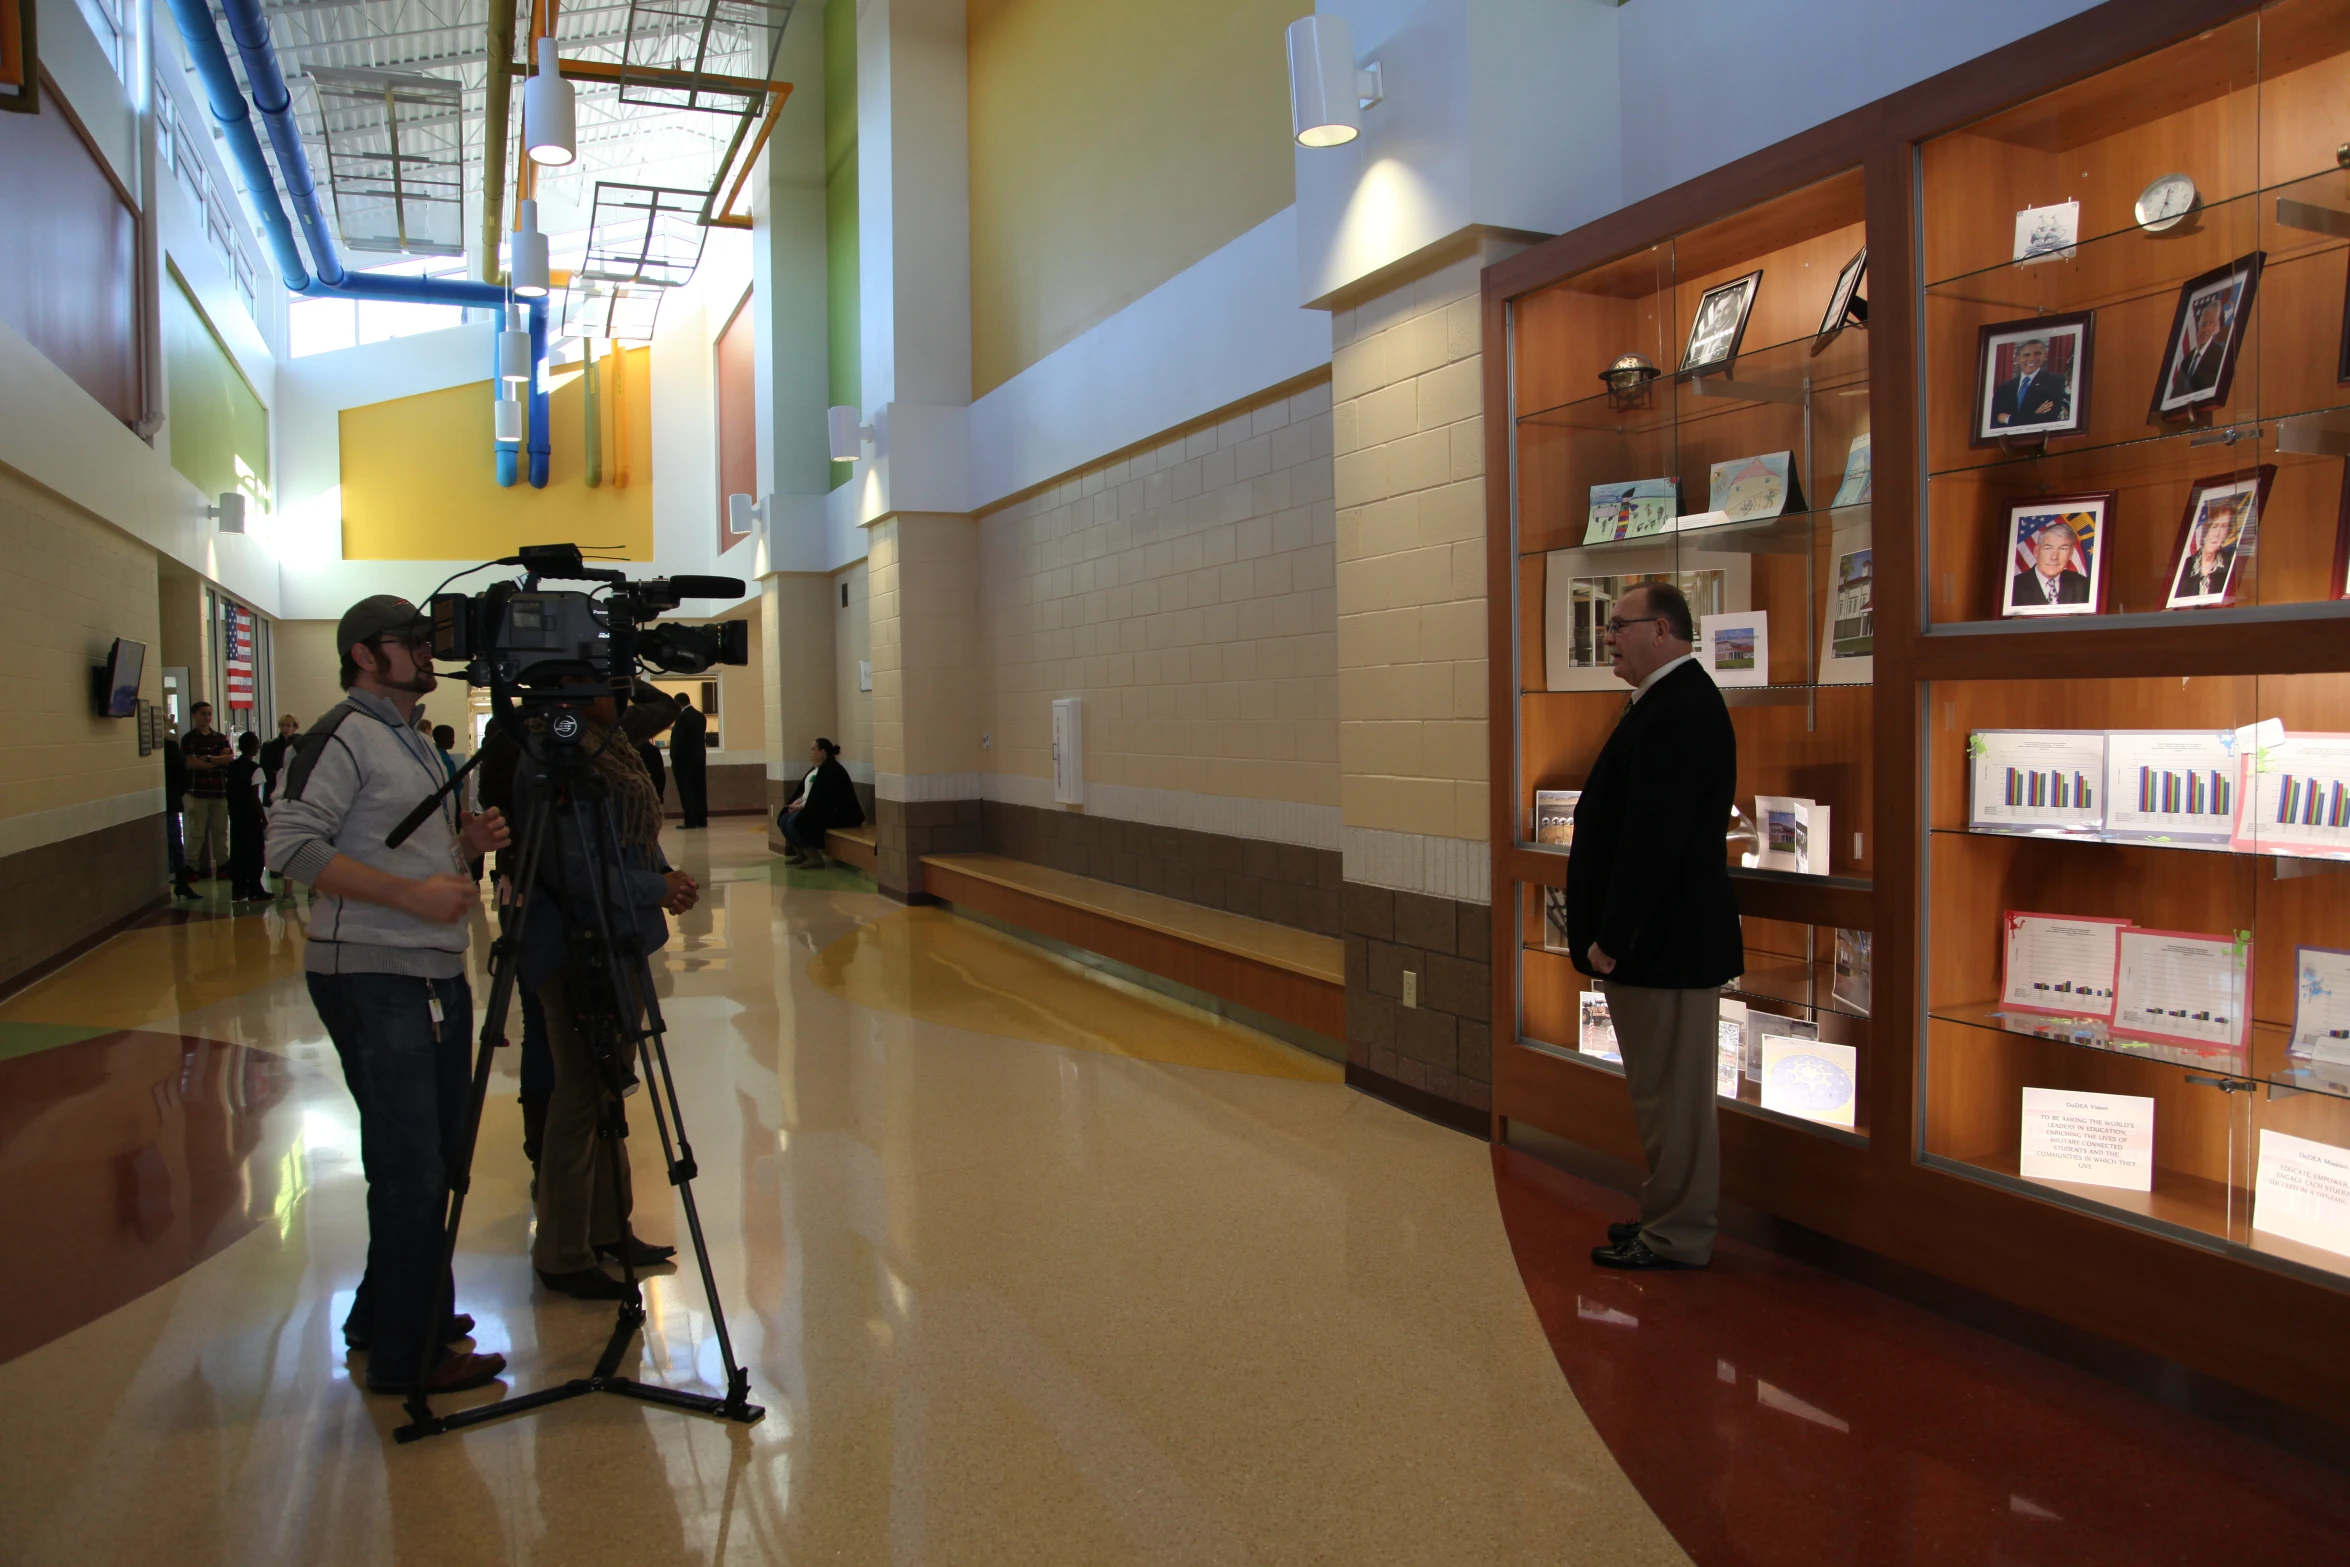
[527,716,666,852]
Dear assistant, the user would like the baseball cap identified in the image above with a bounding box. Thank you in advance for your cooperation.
[337,595,431,656]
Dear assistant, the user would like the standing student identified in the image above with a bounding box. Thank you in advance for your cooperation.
[1565,580,1743,1272]
[669,693,708,828]
[259,713,301,806]
[181,701,234,879]
[226,732,270,901]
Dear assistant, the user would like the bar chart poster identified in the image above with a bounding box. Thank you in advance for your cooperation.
[1969,730,2106,832]
[2104,731,2237,842]
[2233,732,2350,859]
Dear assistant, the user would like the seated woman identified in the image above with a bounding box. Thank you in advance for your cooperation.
[778,738,863,869]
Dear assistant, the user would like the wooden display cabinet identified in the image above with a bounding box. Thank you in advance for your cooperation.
[1484,0,2350,1433]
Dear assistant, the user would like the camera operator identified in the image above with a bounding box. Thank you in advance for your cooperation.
[265,596,511,1396]
[507,681,699,1299]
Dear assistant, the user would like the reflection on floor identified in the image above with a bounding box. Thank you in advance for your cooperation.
[0,820,1673,1565]
[0,817,2340,1564]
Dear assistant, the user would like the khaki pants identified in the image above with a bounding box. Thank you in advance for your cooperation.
[184,796,230,876]
[1600,979,1720,1265]
[528,979,635,1273]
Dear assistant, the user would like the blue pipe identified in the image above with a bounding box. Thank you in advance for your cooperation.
[162,0,308,291]
[166,0,554,485]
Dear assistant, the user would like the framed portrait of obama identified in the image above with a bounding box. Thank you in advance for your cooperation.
[2000,493,2113,619]
[1972,312,2093,447]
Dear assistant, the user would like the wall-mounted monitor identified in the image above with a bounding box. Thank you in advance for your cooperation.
[97,637,146,718]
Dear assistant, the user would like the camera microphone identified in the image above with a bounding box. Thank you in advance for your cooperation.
[666,576,747,600]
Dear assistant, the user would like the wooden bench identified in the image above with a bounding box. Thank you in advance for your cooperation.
[766,821,879,875]
[918,853,1344,1042]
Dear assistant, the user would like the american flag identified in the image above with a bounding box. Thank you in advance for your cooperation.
[225,604,254,709]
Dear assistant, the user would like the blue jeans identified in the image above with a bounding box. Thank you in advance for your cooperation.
[306,970,473,1385]
[780,810,824,853]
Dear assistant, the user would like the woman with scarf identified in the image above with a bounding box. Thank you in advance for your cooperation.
[508,685,701,1299]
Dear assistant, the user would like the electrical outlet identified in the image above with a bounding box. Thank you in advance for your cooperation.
[982,733,991,750]
[1853,832,1863,860]
[1402,970,1419,1008]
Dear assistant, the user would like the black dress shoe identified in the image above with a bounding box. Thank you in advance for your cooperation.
[594,1235,677,1267]
[344,1312,475,1353]
[1606,1220,1641,1246]
[538,1266,632,1300]
[1592,1237,1704,1271]
[366,1350,506,1396]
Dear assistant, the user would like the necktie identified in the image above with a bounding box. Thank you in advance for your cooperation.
[2044,574,2060,604]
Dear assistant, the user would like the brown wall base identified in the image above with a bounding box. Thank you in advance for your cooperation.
[1343,881,1494,1117]
[667,761,768,818]
[875,798,983,896]
[0,812,168,991]
[981,800,1340,936]
[1346,1060,1488,1139]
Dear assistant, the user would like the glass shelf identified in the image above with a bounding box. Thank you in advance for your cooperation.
[1517,1036,1870,1142]
[1517,327,1870,429]
[1930,824,2350,873]
[1922,166,2350,305]
[1925,397,2350,483]
[1525,503,1871,560]
[1727,954,1871,1023]
[1521,680,1873,701]
[1930,1002,2350,1104]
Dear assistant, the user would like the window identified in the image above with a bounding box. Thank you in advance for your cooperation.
[74,0,125,80]
[287,256,480,357]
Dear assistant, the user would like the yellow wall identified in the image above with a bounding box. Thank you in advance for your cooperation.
[966,0,1304,397]
[0,465,160,822]
[339,348,655,561]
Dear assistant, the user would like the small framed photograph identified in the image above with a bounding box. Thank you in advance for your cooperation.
[2001,492,2113,618]
[2151,251,2264,422]
[1698,610,1769,688]
[1532,789,1580,848]
[1813,247,1866,351]
[1972,311,2093,447]
[2334,466,2350,602]
[2165,466,2275,610]
[2013,200,2081,265]
[1680,270,1761,375]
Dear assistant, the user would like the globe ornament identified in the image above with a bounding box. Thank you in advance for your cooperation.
[1600,353,1660,408]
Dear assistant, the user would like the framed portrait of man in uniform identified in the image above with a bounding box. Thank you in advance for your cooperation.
[1972,312,2093,446]
[2000,493,2113,619]
[2151,252,2264,422]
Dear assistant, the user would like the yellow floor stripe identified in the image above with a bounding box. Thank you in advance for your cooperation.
[809,907,1341,1082]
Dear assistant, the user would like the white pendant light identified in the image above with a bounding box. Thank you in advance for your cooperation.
[827,404,873,463]
[523,35,576,167]
[1286,16,1382,148]
[512,197,551,298]
[494,389,524,443]
[496,304,532,383]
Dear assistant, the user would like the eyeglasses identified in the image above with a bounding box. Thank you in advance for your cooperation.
[1604,615,1664,636]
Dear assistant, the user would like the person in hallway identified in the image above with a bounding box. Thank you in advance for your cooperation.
[669,691,708,827]
[1565,580,1743,1272]
[164,732,195,901]
[258,713,300,806]
[181,702,234,880]
[226,732,270,902]
[507,683,696,1298]
[265,596,510,1396]
[779,738,863,869]
[623,684,677,808]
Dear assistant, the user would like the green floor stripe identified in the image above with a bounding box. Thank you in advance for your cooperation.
[0,1022,118,1065]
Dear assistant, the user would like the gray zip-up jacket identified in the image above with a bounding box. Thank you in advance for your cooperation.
[265,687,472,977]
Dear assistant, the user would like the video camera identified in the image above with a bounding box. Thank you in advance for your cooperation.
[430,543,749,695]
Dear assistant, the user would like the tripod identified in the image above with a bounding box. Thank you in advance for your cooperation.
[393,703,763,1442]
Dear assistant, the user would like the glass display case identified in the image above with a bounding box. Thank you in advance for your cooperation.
[1507,170,1876,1143]
[1917,2,2350,1284]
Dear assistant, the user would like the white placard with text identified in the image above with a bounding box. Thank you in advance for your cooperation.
[2019,1088,2155,1191]
[2254,1129,2350,1259]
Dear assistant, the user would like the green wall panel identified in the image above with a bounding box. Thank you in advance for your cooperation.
[164,265,269,505]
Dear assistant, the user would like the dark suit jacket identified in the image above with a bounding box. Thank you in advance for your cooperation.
[635,739,668,802]
[780,758,866,846]
[1564,659,1743,989]
[2168,337,2223,400]
[668,705,708,771]
[1989,370,2068,428]
[2010,567,2091,606]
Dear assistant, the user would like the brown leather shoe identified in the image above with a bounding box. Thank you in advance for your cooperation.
[366,1350,505,1395]
[538,1265,631,1300]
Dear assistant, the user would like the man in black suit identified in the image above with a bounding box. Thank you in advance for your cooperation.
[1566,581,1743,1271]
[1988,337,2069,431]
[2166,292,2230,403]
[669,693,709,828]
[2009,518,2092,608]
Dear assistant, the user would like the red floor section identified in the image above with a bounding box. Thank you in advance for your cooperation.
[0,1031,302,1362]
[1492,1144,2350,1566]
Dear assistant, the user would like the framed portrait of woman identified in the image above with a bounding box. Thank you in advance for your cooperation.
[2164,467,2274,611]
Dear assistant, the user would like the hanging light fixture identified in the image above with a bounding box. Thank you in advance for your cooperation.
[1286,16,1383,148]
[494,388,524,443]
[512,197,551,298]
[496,304,532,383]
[523,35,576,167]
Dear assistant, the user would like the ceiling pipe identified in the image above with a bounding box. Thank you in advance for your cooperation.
[480,0,515,284]
[165,0,553,487]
